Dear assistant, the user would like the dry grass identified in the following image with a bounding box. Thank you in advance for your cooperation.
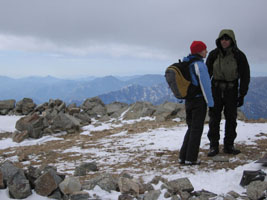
[0,119,266,178]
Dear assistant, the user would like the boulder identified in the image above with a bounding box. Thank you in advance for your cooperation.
[34,102,49,113]
[143,189,161,200]
[48,188,63,200]
[59,176,81,195]
[15,98,36,115]
[74,162,98,176]
[0,160,20,184]
[82,173,119,192]
[68,107,81,115]
[106,102,129,118]
[0,99,15,115]
[73,112,91,125]
[246,180,267,200]
[118,194,135,200]
[15,113,45,139]
[81,97,107,117]
[118,177,140,196]
[165,178,194,194]
[123,102,156,120]
[154,101,184,121]
[51,112,81,132]
[34,169,63,196]
[69,191,90,200]
[25,166,42,189]
[7,168,32,199]
[194,190,218,199]
[12,130,29,143]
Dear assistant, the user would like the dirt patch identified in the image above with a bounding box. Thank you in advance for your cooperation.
[0,120,266,177]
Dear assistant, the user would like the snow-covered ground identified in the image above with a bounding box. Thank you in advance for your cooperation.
[0,115,266,199]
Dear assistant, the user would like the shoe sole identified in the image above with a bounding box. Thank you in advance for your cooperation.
[223,151,241,155]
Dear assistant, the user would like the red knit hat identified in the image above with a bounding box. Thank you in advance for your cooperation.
[190,41,207,54]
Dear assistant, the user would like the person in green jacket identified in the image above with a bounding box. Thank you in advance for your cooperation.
[206,29,250,157]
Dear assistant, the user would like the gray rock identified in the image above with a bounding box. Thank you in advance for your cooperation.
[106,102,129,118]
[140,182,154,194]
[34,102,48,113]
[164,191,172,198]
[73,112,91,125]
[69,191,90,200]
[34,169,63,196]
[81,97,107,117]
[68,107,81,115]
[82,173,119,192]
[193,189,218,199]
[246,180,267,200]
[227,190,240,198]
[167,178,194,194]
[0,171,5,189]
[0,160,20,184]
[48,99,63,108]
[15,98,36,115]
[118,194,135,200]
[212,156,229,162]
[0,99,16,114]
[123,101,156,120]
[7,168,32,199]
[74,162,98,176]
[0,109,10,115]
[150,176,168,185]
[12,130,29,143]
[51,112,81,132]
[144,190,161,200]
[48,188,63,200]
[67,103,77,109]
[59,176,81,195]
[118,177,140,196]
[25,166,42,189]
[223,194,236,200]
[15,113,45,139]
[56,102,66,112]
[154,101,184,121]
[179,191,190,200]
[119,171,133,179]
[170,195,180,200]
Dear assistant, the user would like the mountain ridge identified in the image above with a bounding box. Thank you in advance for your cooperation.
[0,75,266,119]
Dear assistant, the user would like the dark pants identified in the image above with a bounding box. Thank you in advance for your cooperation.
[179,97,207,162]
[208,85,238,148]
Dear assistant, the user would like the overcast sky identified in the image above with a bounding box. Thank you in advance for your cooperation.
[0,0,266,78]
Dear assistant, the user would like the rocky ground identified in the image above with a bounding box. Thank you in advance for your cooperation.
[0,119,266,183]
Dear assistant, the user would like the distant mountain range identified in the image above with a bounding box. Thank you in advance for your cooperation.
[0,75,266,119]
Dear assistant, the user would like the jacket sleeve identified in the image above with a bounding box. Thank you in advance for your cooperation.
[205,49,218,78]
[237,50,250,97]
[194,61,214,107]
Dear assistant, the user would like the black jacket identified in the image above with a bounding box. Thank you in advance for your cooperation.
[206,30,250,97]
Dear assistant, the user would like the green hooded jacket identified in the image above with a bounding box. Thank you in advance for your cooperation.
[206,29,250,97]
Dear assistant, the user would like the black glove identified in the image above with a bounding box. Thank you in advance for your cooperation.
[237,96,244,107]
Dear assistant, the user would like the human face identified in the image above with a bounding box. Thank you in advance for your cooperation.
[220,36,232,49]
[198,49,208,58]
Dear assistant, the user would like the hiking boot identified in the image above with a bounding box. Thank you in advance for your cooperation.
[207,147,219,157]
[184,160,201,165]
[223,146,241,155]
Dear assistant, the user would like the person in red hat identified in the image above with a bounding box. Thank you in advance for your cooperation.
[179,41,214,165]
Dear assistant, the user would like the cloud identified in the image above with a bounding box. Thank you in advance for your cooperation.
[0,0,267,77]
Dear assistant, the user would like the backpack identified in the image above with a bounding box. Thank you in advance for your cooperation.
[165,57,201,99]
